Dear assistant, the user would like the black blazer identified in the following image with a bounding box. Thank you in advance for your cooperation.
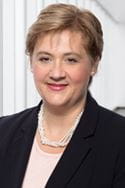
[0,93,125,188]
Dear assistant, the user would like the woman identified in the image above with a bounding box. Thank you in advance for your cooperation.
[0,3,125,188]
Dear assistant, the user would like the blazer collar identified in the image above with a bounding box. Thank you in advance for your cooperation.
[46,92,100,187]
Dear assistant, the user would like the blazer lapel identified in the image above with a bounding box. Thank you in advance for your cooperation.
[46,93,99,187]
[2,104,41,188]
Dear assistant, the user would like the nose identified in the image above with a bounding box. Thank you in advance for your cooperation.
[49,62,66,81]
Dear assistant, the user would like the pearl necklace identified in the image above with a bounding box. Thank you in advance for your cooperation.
[38,104,83,147]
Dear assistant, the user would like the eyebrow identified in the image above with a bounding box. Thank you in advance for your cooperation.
[36,51,82,58]
[36,51,51,56]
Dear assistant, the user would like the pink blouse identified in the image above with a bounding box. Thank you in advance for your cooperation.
[22,138,62,188]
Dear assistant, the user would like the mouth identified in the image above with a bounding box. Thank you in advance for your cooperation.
[47,83,68,91]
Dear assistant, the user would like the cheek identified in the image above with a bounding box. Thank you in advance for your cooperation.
[32,65,47,81]
[69,67,91,85]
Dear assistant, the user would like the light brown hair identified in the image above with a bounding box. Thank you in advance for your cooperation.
[26,3,103,62]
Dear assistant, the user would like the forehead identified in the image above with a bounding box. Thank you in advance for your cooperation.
[34,30,85,52]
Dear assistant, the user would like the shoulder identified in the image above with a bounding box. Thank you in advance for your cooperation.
[88,92,125,126]
[87,92,125,144]
[0,106,37,125]
[98,105,125,127]
[88,92,125,132]
[97,104,125,145]
[0,102,41,141]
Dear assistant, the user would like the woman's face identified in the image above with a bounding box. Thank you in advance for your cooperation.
[31,30,98,108]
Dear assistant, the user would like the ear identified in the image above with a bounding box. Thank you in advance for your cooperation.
[91,58,99,76]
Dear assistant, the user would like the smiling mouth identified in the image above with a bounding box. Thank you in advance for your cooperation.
[47,83,68,91]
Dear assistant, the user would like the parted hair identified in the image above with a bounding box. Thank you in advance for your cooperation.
[26,3,103,62]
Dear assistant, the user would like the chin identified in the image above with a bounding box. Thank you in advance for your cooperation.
[42,96,69,107]
[45,100,67,107]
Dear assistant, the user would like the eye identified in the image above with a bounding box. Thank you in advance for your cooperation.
[67,58,78,64]
[39,56,51,63]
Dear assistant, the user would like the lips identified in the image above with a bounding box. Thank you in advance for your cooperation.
[47,83,68,91]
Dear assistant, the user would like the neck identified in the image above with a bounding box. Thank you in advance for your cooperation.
[43,98,86,134]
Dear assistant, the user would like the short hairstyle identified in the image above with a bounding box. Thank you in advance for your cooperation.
[26,3,103,62]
